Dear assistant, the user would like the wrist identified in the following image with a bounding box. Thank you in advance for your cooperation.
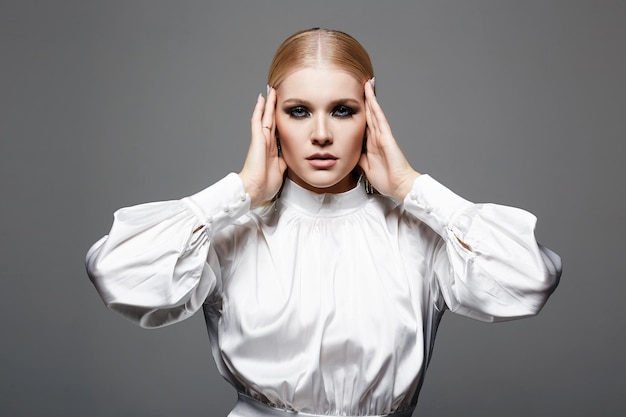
[238,172,261,208]
[394,171,421,201]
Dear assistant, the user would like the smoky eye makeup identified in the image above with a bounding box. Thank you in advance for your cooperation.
[285,106,310,119]
[282,99,361,119]
[331,105,357,118]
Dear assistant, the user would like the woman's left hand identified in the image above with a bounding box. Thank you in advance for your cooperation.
[359,79,421,201]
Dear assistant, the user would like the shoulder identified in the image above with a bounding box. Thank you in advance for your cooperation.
[363,192,397,214]
[368,193,441,245]
[211,211,261,254]
[362,193,412,231]
[368,193,414,224]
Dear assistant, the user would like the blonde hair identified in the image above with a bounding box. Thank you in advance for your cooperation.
[267,28,374,89]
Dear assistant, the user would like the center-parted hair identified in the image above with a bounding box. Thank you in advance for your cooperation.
[267,28,375,89]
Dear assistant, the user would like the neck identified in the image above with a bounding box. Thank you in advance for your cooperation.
[286,171,357,194]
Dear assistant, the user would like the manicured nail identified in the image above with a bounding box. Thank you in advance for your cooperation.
[370,77,375,88]
[258,93,263,101]
[266,85,271,95]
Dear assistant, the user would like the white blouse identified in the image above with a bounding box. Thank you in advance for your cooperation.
[86,173,561,417]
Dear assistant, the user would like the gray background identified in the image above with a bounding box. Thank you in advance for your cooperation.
[1,0,625,416]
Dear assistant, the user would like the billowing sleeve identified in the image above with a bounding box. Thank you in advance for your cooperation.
[86,173,250,328]
[403,175,562,322]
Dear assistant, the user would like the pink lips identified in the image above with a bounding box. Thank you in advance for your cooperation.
[306,153,338,169]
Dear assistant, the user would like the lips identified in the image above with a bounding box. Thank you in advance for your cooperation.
[306,153,337,161]
[306,153,338,169]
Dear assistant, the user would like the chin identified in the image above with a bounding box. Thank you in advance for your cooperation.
[291,171,356,194]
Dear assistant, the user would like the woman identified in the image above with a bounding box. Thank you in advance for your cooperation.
[87,28,561,416]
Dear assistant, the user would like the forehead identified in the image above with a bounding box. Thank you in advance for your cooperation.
[277,67,363,101]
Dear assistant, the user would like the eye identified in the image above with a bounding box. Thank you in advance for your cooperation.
[331,105,356,118]
[287,106,310,119]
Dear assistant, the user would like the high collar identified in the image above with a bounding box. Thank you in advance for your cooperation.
[278,178,369,218]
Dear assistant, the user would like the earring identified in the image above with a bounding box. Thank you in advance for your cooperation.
[357,171,374,194]
[364,176,374,194]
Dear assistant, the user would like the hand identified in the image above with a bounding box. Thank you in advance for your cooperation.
[239,87,286,208]
[359,79,421,201]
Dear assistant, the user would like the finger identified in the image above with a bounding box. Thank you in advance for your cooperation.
[365,93,378,135]
[364,81,392,137]
[364,97,380,153]
[364,83,380,136]
[364,81,382,133]
[251,93,266,137]
[261,87,276,135]
[264,88,280,156]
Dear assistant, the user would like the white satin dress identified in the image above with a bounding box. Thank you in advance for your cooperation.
[86,173,561,416]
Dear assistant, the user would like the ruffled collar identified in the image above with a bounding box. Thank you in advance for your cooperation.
[278,178,369,218]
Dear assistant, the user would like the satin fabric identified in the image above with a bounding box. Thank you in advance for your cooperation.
[232,393,416,417]
[87,173,561,416]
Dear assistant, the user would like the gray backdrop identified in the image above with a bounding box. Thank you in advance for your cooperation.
[2,1,625,416]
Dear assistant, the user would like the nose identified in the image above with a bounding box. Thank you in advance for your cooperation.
[311,116,332,146]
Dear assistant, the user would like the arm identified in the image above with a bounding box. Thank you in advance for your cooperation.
[360,79,561,322]
[87,88,284,328]
[86,173,250,328]
[404,175,561,322]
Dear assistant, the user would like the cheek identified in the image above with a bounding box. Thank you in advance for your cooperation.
[275,117,300,163]
[275,115,295,143]
[346,120,367,154]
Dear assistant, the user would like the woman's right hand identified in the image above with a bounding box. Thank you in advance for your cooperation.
[239,87,286,208]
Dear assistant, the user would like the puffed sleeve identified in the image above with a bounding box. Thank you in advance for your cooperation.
[403,175,561,322]
[86,173,250,328]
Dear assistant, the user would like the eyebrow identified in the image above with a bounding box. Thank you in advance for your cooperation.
[281,98,362,108]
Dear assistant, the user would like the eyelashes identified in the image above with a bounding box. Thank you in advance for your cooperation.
[285,105,357,119]
[288,106,309,119]
[332,105,356,118]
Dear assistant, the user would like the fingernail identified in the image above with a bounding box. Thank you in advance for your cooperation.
[258,93,263,101]
[370,77,375,88]
[266,85,271,95]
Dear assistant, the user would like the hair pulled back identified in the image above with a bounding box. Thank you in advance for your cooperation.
[267,28,374,89]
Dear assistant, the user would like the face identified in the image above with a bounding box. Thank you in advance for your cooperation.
[275,66,366,194]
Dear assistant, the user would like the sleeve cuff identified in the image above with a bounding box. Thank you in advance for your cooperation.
[403,174,474,238]
[183,173,251,234]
